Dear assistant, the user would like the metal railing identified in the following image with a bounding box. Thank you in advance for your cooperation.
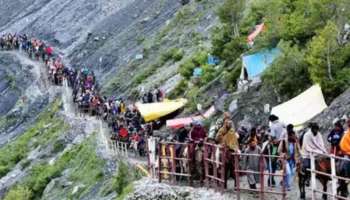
[309,152,350,200]
[203,142,227,191]
[158,141,194,185]
[232,152,287,200]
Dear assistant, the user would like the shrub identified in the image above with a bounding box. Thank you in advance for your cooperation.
[179,50,208,80]
[113,162,131,194]
[171,48,184,62]
[169,79,188,98]
[0,100,63,179]
[4,186,32,200]
[263,41,312,99]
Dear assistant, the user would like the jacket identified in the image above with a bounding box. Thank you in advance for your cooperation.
[216,127,239,151]
[278,139,300,161]
[340,129,350,155]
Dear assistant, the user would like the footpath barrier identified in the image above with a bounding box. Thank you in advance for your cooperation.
[309,152,350,200]
[203,142,227,191]
[233,153,287,200]
[109,140,128,157]
[158,141,195,185]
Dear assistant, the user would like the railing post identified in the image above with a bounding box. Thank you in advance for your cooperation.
[281,155,286,200]
[171,144,176,184]
[204,143,209,187]
[234,152,240,200]
[158,143,162,183]
[222,145,227,190]
[146,138,151,176]
[123,142,128,157]
[117,141,120,155]
[310,153,316,200]
[187,142,193,186]
[330,156,337,200]
[213,146,218,189]
[259,154,265,200]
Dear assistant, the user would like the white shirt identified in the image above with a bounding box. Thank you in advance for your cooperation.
[269,120,285,141]
[301,129,327,158]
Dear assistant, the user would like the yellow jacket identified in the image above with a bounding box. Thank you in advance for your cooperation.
[216,127,239,151]
[340,129,350,155]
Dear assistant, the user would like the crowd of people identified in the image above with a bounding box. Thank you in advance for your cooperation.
[140,87,164,104]
[1,32,350,197]
[0,33,152,157]
[68,67,154,156]
[168,112,350,192]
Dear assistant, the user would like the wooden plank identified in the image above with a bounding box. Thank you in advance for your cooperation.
[171,144,176,184]
[330,156,337,200]
[310,153,316,200]
[259,154,264,200]
[159,171,191,177]
[158,143,162,183]
[204,143,210,188]
[234,153,241,200]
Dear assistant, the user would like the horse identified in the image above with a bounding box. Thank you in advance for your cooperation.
[298,156,349,200]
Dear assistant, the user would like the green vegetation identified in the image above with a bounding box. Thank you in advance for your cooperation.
[0,113,18,132]
[0,100,65,178]
[116,183,134,200]
[132,47,185,86]
[178,49,218,88]
[263,41,312,98]
[101,161,143,198]
[169,79,188,99]
[7,134,105,200]
[214,0,350,100]
[4,186,32,200]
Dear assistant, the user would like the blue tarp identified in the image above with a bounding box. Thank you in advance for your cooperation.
[193,67,203,77]
[242,48,281,77]
[208,55,220,65]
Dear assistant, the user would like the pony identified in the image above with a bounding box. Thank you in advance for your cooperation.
[298,156,349,200]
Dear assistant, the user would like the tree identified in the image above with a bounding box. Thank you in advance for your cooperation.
[306,21,341,94]
[263,41,311,99]
[217,0,246,38]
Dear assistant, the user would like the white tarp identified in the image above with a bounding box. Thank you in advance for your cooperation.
[271,85,327,127]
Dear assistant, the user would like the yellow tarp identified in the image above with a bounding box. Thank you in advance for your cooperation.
[136,98,187,122]
[271,85,327,128]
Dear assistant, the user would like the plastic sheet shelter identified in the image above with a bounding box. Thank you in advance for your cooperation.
[241,48,281,79]
[166,106,216,129]
[136,99,188,122]
[271,85,327,128]
[247,23,265,46]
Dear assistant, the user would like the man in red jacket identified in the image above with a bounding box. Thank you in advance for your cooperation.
[190,121,207,142]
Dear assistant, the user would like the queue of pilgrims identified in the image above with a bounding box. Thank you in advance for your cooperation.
[1,33,350,195]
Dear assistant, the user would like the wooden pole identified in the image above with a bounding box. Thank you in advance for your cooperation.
[234,153,240,200]
[222,146,227,190]
[330,156,337,200]
[281,155,286,200]
[171,144,176,184]
[158,143,162,183]
[259,154,265,200]
[188,142,193,186]
[204,143,210,187]
[310,153,316,200]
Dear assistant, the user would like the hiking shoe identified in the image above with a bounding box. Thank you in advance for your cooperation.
[305,180,310,187]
